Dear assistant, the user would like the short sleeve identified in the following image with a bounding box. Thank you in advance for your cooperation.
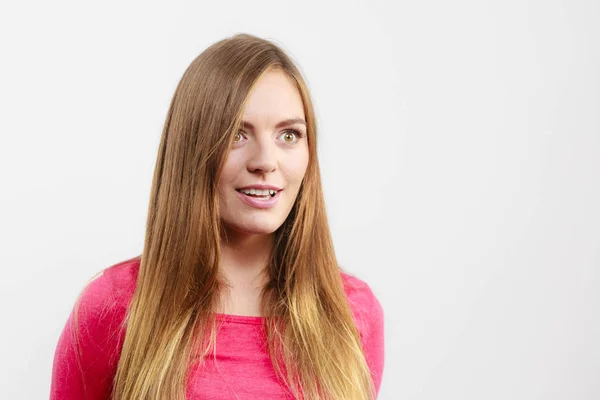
[50,270,128,400]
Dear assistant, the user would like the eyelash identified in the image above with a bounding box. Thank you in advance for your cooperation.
[234,129,305,144]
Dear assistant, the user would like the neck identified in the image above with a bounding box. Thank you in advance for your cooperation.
[219,227,274,289]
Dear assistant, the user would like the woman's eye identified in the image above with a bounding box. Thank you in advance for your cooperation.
[233,131,244,142]
[278,129,303,143]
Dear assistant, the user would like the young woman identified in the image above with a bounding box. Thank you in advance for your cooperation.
[50,33,384,400]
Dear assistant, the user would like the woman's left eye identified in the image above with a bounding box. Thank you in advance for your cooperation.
[278,129,304,144]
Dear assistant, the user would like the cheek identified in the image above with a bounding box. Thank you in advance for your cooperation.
[291,150,309,182]
[283,144,309,181]
[218,157,243,188]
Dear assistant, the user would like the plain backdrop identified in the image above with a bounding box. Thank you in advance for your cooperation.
[0,0,598,399]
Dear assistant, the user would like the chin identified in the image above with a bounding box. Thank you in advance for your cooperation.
[225,219,282,235]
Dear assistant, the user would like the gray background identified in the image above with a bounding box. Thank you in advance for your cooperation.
[0,0,598,398]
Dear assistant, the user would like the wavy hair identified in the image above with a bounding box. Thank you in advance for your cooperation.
[75,33,375,399]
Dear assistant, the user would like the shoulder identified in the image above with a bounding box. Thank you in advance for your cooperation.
[75,256,140,323]
[340,270,384,334]
[62,255,140,348]
[85,256,140,303]
[50,256,141,399]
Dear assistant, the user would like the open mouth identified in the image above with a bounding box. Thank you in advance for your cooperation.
[234,187,282,209]
[235,188,280,199]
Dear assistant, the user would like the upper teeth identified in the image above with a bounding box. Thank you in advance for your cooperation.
[240,188,277,196]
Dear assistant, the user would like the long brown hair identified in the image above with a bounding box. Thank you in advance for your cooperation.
[90,33,375,399]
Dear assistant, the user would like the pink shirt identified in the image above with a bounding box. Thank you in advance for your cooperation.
[50,257,384,399]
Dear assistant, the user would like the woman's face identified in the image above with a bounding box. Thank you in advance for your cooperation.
[217,69,309,235]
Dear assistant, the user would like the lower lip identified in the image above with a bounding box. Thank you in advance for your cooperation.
[235,189,282,209]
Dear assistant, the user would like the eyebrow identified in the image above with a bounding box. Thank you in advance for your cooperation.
[241,118,307,130]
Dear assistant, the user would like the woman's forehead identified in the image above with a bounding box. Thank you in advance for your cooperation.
[241,71,305,126]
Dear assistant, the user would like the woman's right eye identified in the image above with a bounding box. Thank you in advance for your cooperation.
[233,131,244,142]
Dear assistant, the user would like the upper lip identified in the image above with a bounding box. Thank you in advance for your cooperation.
[236,184,282,191]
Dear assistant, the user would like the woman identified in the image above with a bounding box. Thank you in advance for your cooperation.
[50,33,384,400]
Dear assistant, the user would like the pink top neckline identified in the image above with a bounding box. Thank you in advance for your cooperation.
[214,312,264,325]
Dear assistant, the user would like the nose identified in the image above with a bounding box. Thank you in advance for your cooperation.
[246,137,277,174]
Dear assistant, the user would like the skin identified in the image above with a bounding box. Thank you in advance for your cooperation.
[216,68,309,316]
